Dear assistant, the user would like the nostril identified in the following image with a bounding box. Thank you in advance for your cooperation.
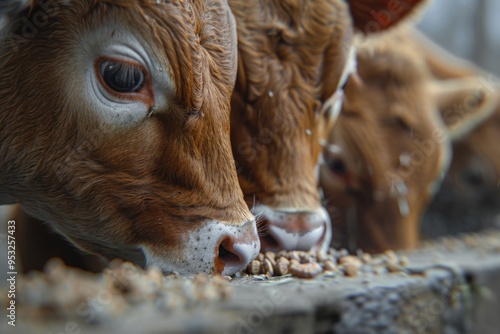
[212,221,260,276]
[218,239,241,268]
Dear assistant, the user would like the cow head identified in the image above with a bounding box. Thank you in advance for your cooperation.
[0,0,259,275]
[228,0,428,252]
[320,32,497,253]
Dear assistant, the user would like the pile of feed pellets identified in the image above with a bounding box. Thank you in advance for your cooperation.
[3,229,499,323]
[242,248,409,279]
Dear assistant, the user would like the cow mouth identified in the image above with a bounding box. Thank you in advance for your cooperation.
[260,233,280,251]
[259,221,327,252]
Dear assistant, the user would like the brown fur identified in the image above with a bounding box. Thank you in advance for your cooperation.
[0,0,253,272]
[228,0,354,212]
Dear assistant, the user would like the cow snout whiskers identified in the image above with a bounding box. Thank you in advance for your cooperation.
[255,205,332,252]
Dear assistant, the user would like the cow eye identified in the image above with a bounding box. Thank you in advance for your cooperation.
[462,169,483,186]
[327,157,347,175]
[384,115,412,132]
[395,116,412,132]
[100,60,145,93]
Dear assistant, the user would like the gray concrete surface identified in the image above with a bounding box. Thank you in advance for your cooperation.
[408,234,500,334]
[3,234,500,334]
[1,201,499,334]
[0,268,468,334]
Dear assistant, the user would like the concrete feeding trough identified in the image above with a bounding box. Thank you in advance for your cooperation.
[1,229,499,334]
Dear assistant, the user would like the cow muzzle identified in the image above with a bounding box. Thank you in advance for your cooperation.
[254,205,332,252]
[142,219,260,276]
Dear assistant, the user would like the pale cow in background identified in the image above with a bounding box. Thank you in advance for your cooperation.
[320,30,497,253]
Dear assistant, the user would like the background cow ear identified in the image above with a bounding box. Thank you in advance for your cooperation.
[0,0,32,33]
[408,28,485,80]
[347,0,429,35]
[431,78,498,141]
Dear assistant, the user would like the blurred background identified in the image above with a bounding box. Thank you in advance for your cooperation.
[418,0,500,76]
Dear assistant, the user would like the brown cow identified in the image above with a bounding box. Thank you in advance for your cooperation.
[228,0,428,252]
[319,31,497,253]
[0,0,259,276]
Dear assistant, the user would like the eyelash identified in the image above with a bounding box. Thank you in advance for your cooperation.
[95,57,155,108]
[100,59,146,93]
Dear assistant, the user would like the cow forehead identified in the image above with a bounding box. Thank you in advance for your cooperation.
[232,0,353,102]
[355,32,429,86]
[337,88,442,193]
[230,0,355,208]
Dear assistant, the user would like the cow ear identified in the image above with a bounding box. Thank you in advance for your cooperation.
[408,28,485,80]
[347,0,429,34]
[431,78,498,141]
[0,0,32,33]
